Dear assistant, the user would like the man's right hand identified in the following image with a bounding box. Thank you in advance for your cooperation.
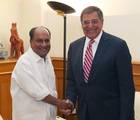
[57,99,74,116]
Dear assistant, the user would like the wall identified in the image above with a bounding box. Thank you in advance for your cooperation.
[44,0,140,16]
[0,0,42,54]
[19,0,42,50]
[0,0,21,53]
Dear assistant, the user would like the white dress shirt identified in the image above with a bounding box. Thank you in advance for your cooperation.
[83,31,103,65]
[11,47,57,120]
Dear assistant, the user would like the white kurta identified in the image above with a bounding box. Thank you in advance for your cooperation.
[11,48,57,120]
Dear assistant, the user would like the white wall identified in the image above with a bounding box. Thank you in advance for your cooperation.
[44,0,140,16]
[19,0,42,50]
[0,0,42,53]
[41,4,64,57]
[0,0,21,53]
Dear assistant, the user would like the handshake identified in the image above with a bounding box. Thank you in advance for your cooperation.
[57,99,74,116]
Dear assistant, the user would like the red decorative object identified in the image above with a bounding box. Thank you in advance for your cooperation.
[9,23,24,59]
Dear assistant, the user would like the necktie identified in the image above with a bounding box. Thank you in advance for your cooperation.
[83,40,94,81]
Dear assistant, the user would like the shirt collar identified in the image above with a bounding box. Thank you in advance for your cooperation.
[28,47,49,62]
[86,30,103,44]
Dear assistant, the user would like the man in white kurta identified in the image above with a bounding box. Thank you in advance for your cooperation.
[10,26,71,120]
[11,47,57,120]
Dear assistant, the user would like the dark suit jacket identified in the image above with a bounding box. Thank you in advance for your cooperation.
[66,32,135,120]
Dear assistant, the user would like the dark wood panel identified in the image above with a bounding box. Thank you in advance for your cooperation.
[0,59,16,73]
[52,57,63,68]
[132,61,140,74]
[0,73,12,120]
[132,62,140,91]
[134,74,140,91]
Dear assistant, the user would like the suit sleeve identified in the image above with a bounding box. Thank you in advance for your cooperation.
[66,44,77,105]
[115,40,135,120]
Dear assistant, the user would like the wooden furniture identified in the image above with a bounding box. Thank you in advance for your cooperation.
[0,58,140,120]
[52,57,64,100]
[0,59,16,120]
[132,61,140,91]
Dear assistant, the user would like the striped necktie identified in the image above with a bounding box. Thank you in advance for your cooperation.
[83,40,94,81]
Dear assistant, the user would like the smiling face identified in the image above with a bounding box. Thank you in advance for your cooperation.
[81,11,103,40]
[30,27,51,58]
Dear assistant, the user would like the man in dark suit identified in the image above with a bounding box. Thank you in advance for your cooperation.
[65,6,135,120]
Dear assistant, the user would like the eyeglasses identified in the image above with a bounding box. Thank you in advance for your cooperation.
[82,19,100,25]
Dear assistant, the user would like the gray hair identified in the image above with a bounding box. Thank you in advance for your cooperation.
[80,6,104,22]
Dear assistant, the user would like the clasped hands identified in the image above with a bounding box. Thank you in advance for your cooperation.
[57,99,74,116]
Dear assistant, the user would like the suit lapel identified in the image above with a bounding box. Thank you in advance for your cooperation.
[75,37,85,82]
